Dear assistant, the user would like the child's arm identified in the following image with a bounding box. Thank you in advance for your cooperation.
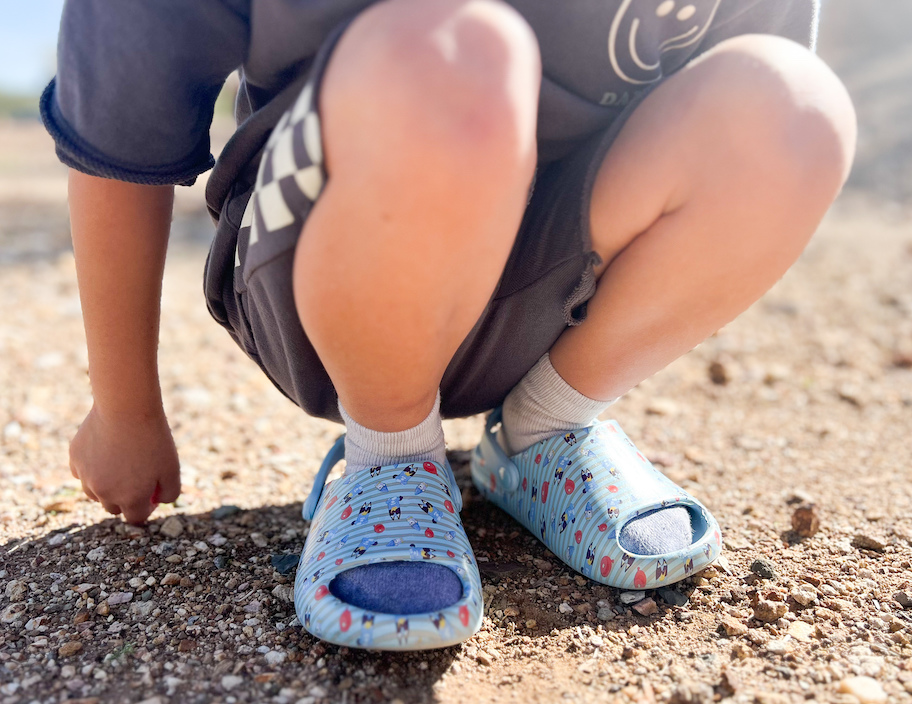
[67,170,181,524]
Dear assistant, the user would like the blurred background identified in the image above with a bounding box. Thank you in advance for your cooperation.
[0,0,909,266]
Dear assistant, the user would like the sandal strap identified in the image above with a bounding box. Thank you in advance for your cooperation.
[470,407,521,494]
[302,434,346,521]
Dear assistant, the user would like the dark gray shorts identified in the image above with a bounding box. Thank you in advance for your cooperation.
[203,22,652,424]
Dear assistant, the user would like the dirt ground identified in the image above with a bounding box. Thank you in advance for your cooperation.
[2,4,912,699]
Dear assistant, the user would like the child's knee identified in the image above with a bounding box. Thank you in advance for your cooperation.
[321,0,540,181]
[686,34,856,198]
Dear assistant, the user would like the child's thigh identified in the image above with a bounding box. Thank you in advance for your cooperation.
[204,15,650,423]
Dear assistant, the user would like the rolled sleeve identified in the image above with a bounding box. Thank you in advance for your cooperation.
[41,0,250,186]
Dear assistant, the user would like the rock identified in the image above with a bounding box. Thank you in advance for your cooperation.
[719,616,748,636]
[894,592,912,609]
[669,679,715,704]
[5,579,26,601]
[270,554,299,575]
[160,516,184,539]
[731,642,753,660]
[620,590,646,605]
[58,641,83,657]
[250,533,268,548]
[791,503,820,538]
[94,602,110,616]
[161,573,181,586]
[708,361,729,385]
[790,587,817,606]
[106,592,133,605]
[852,533,887,552]
[212,505,241,520]
[207,533,227,547]
[749,558,778,580]
[597,607,614,622]
[656,587,689,607]
[753,600,788,623]
[646,398,679,416]
[86,547,106,562]
[765,638,791,654]
[179,639,196,652]
[221,675,243,690]
[213,556,228,569]
[271,585,293,604]
[558,602,573,614]
[525,619,537,629]
[244,601,262,614]
[264,650,286,666]
[784,489,814,505]
[788,621,814,641]
[476,651,493,666]
[838,676,888,703]
[632,598,658,616]
[714,555,733,575]
[1,603,25,624]
[130,601,155,618]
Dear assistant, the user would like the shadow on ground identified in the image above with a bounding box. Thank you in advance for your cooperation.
[0,456,697,704]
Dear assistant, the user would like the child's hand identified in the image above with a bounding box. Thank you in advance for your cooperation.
[69,406,181,525]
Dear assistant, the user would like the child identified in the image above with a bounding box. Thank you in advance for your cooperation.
[43,0,855,650]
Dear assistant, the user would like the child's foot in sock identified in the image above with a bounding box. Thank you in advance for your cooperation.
[501,353,692,556]
[330,391,461,614]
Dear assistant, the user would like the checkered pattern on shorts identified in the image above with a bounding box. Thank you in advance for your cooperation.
[236,79,326,284]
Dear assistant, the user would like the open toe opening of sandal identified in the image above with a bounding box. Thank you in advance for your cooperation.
[329,562,464,615]
[618,503,709,557]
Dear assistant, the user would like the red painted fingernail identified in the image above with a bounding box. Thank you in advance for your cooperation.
[150,484,162,505]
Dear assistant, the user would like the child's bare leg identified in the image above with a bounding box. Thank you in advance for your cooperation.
[550,34,857,400]
[293,0,539,434]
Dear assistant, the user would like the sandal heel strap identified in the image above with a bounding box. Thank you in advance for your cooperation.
[302,434,346,521]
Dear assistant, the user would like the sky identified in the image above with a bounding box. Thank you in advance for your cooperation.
[0,0,65,95]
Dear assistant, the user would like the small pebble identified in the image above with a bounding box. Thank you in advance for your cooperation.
[838,676,887,703]
[212,505,241,520]
[160,516,185,538]
[58,641,83,657]
[894,591,912,609]
[749,558,777,580]
[791,503,820,538]
[720,616,748,637]
[558,602,573,614]
[270,554,299,575]
[264,650,287,665]
[656,587,689,607]
[597,607,615,622]
[86,547,106,562]
[790,587,817,606]
[620,591,646,605]
[753,600,789,623]
[632,598,658,616]
[708,361,729,385]
[106,592,133,605]
[525,619,537,629]
[161,573,181,586]
[5,580,26,601]
[852,533,887,552]
[765,639,791,654]
[213,556,229,569]
[221,675,243,690]
[250,533,269,548]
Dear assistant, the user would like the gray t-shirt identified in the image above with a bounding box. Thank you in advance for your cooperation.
[41,0,818,199]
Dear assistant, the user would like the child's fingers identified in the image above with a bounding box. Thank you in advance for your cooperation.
[157,472,182,505]
[123,499,154,526]
[101,501,122,517]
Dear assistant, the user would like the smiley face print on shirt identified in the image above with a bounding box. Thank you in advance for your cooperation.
[608,0,722,85]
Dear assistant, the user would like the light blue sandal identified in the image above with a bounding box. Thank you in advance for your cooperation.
[295,436,484,650]
[471,408,722,589]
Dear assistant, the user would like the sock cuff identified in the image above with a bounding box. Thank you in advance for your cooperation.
[522,353,614,423]
[338,390,444,460]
